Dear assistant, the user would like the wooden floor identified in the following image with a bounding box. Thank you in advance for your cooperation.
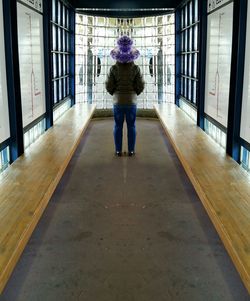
[0,103,95,293]
[155,103,250,294]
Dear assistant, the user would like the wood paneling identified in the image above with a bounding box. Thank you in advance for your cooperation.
[155,103,250,294]
[0,104,95,293]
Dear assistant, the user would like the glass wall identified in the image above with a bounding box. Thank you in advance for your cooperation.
[51,0,71,107]
[17,0,46,149]
[179,0,199,107]
[240,0,250,171]
[0,0,10,144]
[204,1,234,148]
[240,0,250,145]
[204,2,233,128]
[17,1,46,128]
[0,0,10,172]
[75,14,175,109]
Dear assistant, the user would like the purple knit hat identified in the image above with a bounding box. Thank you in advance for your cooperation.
[110,36,140,63]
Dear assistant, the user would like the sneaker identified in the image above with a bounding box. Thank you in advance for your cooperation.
[116,151,122,157]
[128,151,135,157]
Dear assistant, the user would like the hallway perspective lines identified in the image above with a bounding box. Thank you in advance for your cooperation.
[0,120,249,301]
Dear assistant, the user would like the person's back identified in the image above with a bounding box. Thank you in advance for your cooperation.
[106,61,144,105]
[105,35,145,156]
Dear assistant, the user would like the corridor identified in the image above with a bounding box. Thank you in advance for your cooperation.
[0,119,248,300]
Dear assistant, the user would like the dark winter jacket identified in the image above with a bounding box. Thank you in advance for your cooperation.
[105,62,145,105]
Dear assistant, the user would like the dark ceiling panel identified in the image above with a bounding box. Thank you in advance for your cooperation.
[70,0,182,9]
[75,9,175,18]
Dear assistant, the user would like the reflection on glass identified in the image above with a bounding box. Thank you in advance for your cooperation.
[58,54,61,76]
[194,53,197,78]
[193,81,197,103]
[63,78,66,98]
[59,79,62,100]
[189,79,192,100]
[185,5,188,27]
[75,14,175,108]
[58,28,61,51]
[194,0,198,22]
[189,54,192,77]
[52,0,56,22]
[53,53,57,77]
[52,25,57,50]
[194,25,198,50]
[58,0,61,25]
[189,28,193,51]
[185,30,188,51]
[62,5,65,27]
[66,9,69,28]
[54,81,57,103]
[189,1,193,24]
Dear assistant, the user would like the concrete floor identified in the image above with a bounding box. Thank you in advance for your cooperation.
[0,119,249,301]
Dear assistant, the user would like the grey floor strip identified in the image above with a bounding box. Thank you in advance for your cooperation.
[1,120,249,301]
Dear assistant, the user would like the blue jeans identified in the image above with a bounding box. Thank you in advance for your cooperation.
[113,104,137,153]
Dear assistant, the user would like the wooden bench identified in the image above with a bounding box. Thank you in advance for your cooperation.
[0,103,95,293]
[155,103,250,294]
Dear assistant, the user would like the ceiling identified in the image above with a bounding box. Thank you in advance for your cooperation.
[70,0,183,17]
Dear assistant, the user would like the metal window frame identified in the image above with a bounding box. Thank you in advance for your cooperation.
[51,0,74,107]
[177,0,199,108]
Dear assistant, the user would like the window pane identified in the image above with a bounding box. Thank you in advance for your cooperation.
[63,78,66,98]
[185,5,188,27]
[52,0,56,22]
[54,81,57,103]
[67,55,70,74]
[194,0,198,22]
[58,28,61,51]
[59,79,62,100]
[52,25,57,50]
[58,54,61,76]
[189,1,193,24]
[189,54,192,77]
[185,30,188,51]
[53,53,57,78]
[193,81,197,104]
[194,24,198,50]
[184,55,187,74]
[62,5,65,27]
[193,53,197,78]
[185,78,188,98]
[181,32,184,52]
[67,77,70,95]
[58,0,61,25]
[189,79,192,100]
[66,32,69,52]
[189,28,193,51]
[62,30,65,52]
[181,9,184,28]
[63,54,66,74]
[66,9,70,29]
